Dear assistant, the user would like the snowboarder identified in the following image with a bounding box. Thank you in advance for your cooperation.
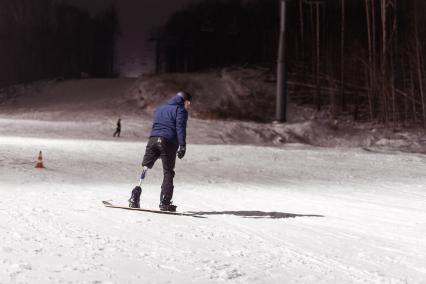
[128,91,192,212]
[113,118,121,137]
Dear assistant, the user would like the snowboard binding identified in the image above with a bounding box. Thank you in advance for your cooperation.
[159,203,177,212]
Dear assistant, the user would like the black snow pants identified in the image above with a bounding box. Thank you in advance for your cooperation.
[141,137,178,205]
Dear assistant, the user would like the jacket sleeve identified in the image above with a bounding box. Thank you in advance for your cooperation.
[176,106,188,146]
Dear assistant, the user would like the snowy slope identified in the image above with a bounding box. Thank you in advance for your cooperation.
[1,134,426,283]
[0,79,426,283]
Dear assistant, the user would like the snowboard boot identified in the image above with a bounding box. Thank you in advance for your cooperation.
[128,186,141,208]
[159,202,177,212]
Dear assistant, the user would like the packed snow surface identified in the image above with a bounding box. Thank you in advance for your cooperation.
[1,79,426,283]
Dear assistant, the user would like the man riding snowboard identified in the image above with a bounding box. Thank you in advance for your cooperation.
[128,91,192,212]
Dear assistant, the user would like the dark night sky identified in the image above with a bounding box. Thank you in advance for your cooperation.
[63,0,197,42]
[64,0,198,76]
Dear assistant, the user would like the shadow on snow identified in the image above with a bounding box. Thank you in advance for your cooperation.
[188,210,324,219]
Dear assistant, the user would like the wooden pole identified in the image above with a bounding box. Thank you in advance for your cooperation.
[276,0,287,122]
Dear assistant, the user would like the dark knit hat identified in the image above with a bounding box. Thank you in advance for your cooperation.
[177,91,192,102]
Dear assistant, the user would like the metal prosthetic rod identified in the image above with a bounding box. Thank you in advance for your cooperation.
[139,166,148,186]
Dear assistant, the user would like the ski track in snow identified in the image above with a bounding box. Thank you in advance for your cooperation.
[1,120,426,283]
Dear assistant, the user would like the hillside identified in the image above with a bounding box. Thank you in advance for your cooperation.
[0,72,425,153]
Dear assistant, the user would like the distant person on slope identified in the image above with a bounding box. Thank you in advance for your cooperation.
[128,91,192,212]
[113,118,121,137]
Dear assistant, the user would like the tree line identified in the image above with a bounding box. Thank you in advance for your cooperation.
[0,0,119,88]
[156,0,426,127]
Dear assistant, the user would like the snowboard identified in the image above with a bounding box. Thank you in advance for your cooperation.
[102,201,204,218]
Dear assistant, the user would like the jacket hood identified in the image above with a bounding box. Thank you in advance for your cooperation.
[166,95,185,106]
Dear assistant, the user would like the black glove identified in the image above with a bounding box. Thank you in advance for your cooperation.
[177,145,186,159]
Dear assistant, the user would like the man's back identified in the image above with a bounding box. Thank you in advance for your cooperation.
[150,95,188,146]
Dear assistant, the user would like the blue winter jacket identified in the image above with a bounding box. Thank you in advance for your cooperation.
[150,95,188,146]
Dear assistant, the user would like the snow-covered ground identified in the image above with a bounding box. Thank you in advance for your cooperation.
[1,79,426,283]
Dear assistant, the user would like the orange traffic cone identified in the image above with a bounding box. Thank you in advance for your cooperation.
[35,151,45,168]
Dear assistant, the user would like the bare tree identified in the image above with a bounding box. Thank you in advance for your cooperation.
[340,0,346,112]
[299,0,305,61]
[314,1,322,111]
[380,0,389,124]
[414,0,426,126]
[365,0,374,120]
